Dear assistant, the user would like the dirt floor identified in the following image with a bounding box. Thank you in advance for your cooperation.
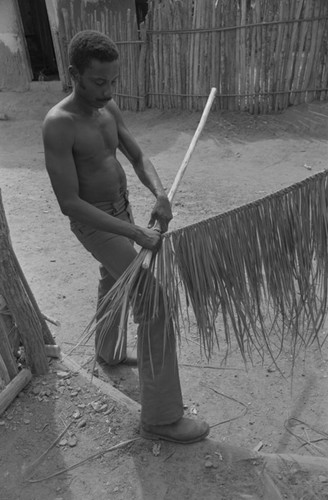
[1,82,328,499]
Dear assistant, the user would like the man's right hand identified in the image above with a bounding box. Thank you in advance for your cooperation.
[134,227,162,251]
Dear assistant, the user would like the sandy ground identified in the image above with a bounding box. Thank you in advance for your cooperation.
[1,82,328,499]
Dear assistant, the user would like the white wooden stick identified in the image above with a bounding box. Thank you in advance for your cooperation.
[0,368,32,416]
[142,87,217,269]
[42,313,60,327]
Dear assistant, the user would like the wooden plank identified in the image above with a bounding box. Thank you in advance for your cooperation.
[0,369,32,417]
[62,357,140,414]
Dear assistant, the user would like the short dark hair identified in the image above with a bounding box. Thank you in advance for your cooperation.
[68,30,119,73]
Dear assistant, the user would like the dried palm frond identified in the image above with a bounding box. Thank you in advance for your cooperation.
[78,169,328,367]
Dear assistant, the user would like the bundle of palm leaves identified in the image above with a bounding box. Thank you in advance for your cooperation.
[80,168,328,367]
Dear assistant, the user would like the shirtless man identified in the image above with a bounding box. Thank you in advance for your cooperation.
[42,30,209,443]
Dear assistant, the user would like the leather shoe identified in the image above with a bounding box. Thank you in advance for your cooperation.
[140,417,210,444]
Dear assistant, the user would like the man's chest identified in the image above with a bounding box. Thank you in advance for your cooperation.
[73,113,119,158]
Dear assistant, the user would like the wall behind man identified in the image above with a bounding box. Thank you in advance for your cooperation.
[0,0,32,91]
[45,0,137,89]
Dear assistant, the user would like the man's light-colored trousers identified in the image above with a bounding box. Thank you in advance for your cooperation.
[70,194,183,425]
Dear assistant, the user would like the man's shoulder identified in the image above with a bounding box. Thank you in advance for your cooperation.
[43,101,76,140]
[45,98,72,121]
[42,98,76,146]
[105,99,125,125]
[106,99,121,116]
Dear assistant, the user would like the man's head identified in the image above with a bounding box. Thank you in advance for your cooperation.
[68,30,119,74]
[68,30,120,108]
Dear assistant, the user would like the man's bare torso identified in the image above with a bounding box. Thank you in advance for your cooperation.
[57,96,127,203]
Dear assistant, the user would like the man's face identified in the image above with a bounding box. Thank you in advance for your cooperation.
[73,58,119,108]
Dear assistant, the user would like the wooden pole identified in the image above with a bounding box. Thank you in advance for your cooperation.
[142,88,217,268]
[11,252,55,345]
[0,191,49,375]
[138,22,147,111]
[0,353,10,387]
[0,294,20,353]
[0,314,18,380]
[301,2,321,104]
[293,1,310,106]
[0,369,32,416]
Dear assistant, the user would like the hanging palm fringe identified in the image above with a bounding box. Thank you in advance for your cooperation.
[78,169,328,366]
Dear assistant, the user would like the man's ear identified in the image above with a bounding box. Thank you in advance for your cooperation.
[68,65,79,82]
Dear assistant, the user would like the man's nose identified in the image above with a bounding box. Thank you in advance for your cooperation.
[102,83,113,98]
[103,88,112,99]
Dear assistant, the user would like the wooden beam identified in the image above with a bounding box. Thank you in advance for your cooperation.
[0,368,32,416]
[62,357,140,414]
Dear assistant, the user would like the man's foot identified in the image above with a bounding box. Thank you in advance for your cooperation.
[140,417,210,444]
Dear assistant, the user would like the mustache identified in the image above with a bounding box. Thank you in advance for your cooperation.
[96,97,112,102]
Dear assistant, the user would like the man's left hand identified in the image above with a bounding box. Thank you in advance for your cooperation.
[148,196,172,233]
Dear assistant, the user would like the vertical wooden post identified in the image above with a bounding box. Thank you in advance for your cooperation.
[138,22,147,111]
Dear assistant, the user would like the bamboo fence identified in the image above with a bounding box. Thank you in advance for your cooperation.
[145,0,328,112]
[53,0,328,113]
[55,3,143,110]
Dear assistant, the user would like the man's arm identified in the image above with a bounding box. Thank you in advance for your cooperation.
[42,111,161,250]
[109,101,172,232]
